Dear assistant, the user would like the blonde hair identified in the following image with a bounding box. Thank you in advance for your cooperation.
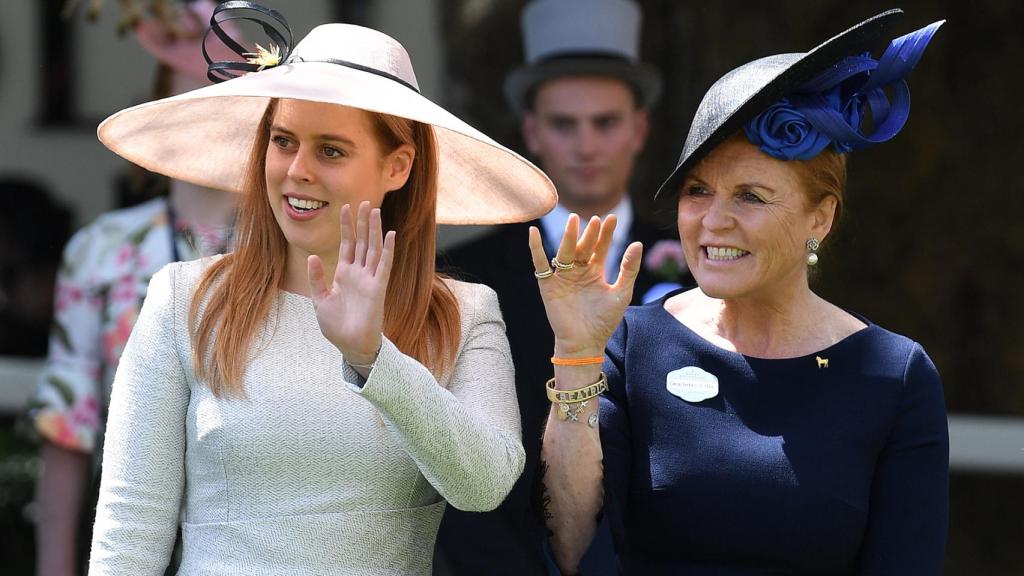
[189,100,460,396]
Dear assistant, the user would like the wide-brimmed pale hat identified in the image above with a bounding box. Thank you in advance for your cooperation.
[99,2,556,225]
[655,9,944,199]
[504,0,662,114]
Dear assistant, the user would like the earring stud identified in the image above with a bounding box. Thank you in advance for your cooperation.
[806,238,820,266]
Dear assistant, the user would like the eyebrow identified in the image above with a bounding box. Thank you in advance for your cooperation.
[682,176,777,194]
[542,111,624,124]
[270,125,356,148]
[541,113,577,124]
[737,182,777,194]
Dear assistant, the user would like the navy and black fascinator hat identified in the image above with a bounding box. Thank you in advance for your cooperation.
[656,9,943,198]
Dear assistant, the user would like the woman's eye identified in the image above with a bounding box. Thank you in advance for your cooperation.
[684,184,709,196]
[740,191,765,204]
[271,135,292,149]
[322,146,345,159]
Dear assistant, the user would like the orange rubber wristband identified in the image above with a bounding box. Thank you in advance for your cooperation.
[550,356,604,366]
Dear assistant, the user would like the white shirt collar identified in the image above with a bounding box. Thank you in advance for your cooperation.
[540,197,633,279]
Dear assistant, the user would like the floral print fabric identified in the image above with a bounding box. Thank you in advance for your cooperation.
[28,197,227,453]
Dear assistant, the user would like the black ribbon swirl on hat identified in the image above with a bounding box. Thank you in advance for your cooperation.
[202,1,292,83]
[202,1,421,93]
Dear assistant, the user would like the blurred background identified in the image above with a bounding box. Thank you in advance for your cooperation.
[1,1,1020,574]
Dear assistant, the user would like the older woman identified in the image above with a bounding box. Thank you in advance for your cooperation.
[532,10,948,575]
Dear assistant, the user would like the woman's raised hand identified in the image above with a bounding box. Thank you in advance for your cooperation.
[308,201,395,366]
[529,214,643,357]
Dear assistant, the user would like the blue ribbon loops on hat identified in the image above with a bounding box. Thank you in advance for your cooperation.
[744,20,944,161]
[203,1,293,84]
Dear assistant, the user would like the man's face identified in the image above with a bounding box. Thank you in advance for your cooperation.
[523,76,649,212]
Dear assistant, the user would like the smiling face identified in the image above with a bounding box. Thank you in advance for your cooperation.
[523,76,649,214]
[264,99,413,263]
[677,134,837,302]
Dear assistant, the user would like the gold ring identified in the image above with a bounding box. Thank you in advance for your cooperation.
[534,268,555,279]
[551,257,575,271]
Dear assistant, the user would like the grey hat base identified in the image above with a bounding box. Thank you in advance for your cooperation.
[504,57,663,114]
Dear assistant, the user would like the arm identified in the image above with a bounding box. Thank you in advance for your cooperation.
[531,215,642,574]
[347,285,524,511]
[35,443,90,576]
[89,265,190,576]
[857,344,949,575]
[307,203,522,511]
[29,228,105,576]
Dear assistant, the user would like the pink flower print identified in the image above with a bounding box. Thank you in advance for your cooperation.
[104,307,139,366]
[54,282,85,313]
[36,412,84,451]
[70,395,100,431]
[116,244,136,266]
[111,274,137,306]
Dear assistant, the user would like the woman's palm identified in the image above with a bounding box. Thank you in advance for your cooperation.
[529,215,643,354]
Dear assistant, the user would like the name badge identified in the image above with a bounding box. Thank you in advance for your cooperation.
[666,366,719,402]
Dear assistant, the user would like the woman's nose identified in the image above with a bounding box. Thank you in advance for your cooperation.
[702,197,735,231]
[287,149,315,183]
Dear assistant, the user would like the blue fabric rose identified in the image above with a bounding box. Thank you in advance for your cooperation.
[743,99,832,161]
[742,19,944,162]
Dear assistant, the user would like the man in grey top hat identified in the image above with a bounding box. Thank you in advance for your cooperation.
[437,1,685,574]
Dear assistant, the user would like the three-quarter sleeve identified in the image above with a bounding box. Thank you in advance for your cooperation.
[857,343,949,574]
[347,283,525,512]
[29,228,106,453]
[89,264,190,576]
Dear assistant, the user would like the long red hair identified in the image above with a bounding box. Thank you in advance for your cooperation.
[190,99,460,396]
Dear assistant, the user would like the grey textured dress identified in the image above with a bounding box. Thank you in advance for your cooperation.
[88,259,525,575]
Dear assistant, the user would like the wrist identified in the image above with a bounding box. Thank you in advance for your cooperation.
[343,338,382,367]
[553,340,605,359]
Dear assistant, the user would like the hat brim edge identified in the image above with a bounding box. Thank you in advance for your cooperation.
[504,58,663,114]
[97,62,558,225]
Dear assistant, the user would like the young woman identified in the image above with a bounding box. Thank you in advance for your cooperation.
[87,4,555,575]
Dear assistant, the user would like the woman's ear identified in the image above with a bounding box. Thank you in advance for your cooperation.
[811,195,838,243]
[383,144,415,192]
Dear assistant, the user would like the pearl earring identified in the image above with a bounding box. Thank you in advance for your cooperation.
[806,238,820,266]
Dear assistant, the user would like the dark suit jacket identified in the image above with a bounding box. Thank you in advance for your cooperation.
[432,215,686,575]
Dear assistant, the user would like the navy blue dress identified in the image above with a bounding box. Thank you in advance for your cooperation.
[600,300,949,575]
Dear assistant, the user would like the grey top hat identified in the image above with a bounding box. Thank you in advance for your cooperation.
[504,0,663,114]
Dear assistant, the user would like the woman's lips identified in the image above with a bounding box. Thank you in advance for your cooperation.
[282,195,328,221]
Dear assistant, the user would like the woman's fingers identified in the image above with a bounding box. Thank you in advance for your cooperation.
[574,216,601,265]
[613,241,644,295]
[592,214,618,264]
[377,230,397,284]
[354,201,370,267]
[365,207,383,271]
[307,254,327,300]
[338,203,355,265]
[528,226,552,275]
[554,214,580,267]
